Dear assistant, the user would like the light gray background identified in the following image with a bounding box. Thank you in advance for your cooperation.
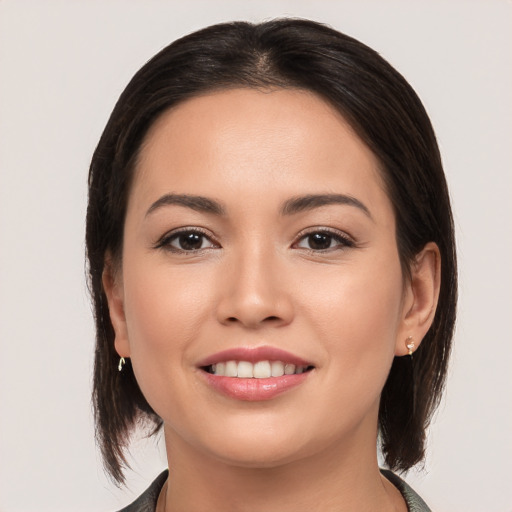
[0,1,511,511]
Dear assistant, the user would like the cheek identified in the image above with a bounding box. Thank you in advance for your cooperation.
[307,256,403,336]
[124,256,210,335]
[289,258,404,441]
[120,259,214,396]
[303,251,404,389]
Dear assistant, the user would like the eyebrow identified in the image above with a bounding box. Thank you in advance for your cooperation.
[145,192,372,219]
[146,194,225,217]
[281,194,372,219]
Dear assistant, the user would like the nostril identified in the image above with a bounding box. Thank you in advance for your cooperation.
[223,315,282,325]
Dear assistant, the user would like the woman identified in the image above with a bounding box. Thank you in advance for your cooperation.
[86,19,456,512]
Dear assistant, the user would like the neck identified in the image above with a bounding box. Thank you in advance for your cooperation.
[160,427,405,512]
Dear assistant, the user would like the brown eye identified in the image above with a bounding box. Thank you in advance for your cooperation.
[157,229,217,252]
[306,233,334,250]
[295,230,354,251]
[174,232,206,250]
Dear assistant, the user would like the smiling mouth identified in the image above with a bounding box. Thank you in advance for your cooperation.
[202,360,315,378]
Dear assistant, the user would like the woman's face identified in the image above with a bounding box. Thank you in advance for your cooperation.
[107,88,417,468]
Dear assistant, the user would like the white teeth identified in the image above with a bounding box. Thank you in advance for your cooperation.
[271,361,284,377]
[210,360,309,378]
[284,363,296,375]
[226,360,238,377]
[253,361,271,378]
[237,361,253,378]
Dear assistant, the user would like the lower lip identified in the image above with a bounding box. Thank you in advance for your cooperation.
[200,371,310,401]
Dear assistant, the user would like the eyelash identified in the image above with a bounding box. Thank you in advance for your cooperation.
[154,227,355,254]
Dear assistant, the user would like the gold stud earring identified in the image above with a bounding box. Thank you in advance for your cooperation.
[406,336,415,356]
[118,357,126,372]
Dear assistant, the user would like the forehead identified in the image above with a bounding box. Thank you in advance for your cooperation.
[132,87,389,214]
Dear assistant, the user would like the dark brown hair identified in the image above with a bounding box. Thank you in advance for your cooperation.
[86,18,457,484]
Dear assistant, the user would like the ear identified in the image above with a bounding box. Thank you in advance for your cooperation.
[395,242,441,356]
[102,254,131,358]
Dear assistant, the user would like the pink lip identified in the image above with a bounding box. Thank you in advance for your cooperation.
[201,372,310,401]
[197,346,311,367]
[197,346,314,402]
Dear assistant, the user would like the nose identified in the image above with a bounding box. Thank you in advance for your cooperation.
[216,245,294,329]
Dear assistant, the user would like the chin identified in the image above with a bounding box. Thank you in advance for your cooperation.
[191,419,319,469]
[208,442,305,470]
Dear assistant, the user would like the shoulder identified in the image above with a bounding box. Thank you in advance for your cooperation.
[380,469,432,512]
[115,470,168,512]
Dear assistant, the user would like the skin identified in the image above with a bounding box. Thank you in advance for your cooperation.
[104,88,440,512]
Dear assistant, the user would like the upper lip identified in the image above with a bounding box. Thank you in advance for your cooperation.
[197,346,313,368]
